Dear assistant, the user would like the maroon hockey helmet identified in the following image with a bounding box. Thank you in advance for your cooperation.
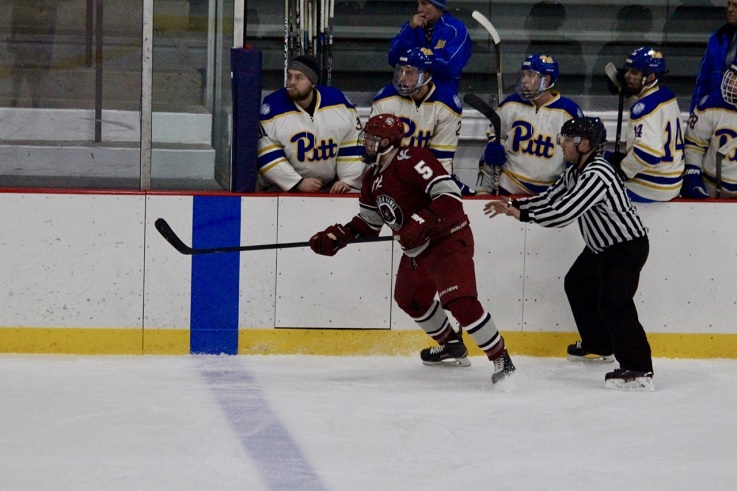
[363,114,405,147]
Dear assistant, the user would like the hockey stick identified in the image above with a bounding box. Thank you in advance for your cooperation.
[605,62,625,154]
[155,218,394,255]
[463,93,502,194]
[283,0,289,84]
[463,93,500,139]
[471,11,502,105]
[716,138,737,198]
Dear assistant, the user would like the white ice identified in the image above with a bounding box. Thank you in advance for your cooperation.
[1,354,735,490]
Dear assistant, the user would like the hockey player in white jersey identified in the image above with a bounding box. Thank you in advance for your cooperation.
[258,55,365,193]
[370,48,472,193]
[610,47,685,202]
[682,60,737,198]
[476,54,584,195]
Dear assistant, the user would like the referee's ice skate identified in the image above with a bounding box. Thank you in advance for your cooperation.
[604,369,654,391]
[567,340,615,363]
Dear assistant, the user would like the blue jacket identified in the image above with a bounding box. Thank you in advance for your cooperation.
[690,23,737,113]
[388,12,472,95]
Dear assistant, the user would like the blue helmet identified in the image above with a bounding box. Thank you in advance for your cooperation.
[516,54,559,100]
[625,47,667,77]
[521,54,559,85]
[399,47,434,70]
[394,48,434,96]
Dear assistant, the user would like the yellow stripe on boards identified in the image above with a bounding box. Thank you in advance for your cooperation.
[0,328,736,359]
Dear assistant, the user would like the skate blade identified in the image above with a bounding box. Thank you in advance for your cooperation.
[604,377,655,392]
[567,354,615,363]
[422,357,471,368]
[491,367,515,384]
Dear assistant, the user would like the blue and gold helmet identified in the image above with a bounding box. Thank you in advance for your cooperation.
[521,54,559,85]
[393,48,434,96]
[516,54,559,100]
[625,47,667,77]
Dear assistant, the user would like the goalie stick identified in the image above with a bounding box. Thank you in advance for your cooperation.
[463,93,502,194]
[155,218,394,255]
[605,62,625,154]
[716,138,737,198]
[471,11,502,106]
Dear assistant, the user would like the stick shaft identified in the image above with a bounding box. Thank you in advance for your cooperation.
[155,218,393,255]
[471,11,502,104]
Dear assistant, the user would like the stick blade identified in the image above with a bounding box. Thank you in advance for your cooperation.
[155,218,195,255]
[463,93,501,142]
[605,62,623,93]
[463,93,494,119]
[717,137,737,158]
[471,11,500,45]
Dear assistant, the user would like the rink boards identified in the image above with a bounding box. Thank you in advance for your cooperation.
[0,190,735,358]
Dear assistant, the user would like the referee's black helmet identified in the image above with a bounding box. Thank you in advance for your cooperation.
[560,117,606,150]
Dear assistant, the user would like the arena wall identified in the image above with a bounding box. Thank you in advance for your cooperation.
[0,190,735,358]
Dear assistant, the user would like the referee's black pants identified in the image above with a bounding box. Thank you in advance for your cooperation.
[564,236,652,373]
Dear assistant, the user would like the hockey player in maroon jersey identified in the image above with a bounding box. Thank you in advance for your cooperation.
[309,113,515,383]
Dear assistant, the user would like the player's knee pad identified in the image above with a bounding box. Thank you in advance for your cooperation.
[445,296,484,326]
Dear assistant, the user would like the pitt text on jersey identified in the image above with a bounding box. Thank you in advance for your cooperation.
[510,121,556,159]
[401,118,434,148]
[290,132,339,162]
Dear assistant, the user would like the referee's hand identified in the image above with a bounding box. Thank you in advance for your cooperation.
[483,198,520,220]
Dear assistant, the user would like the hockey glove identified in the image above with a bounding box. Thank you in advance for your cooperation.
[309,224,354,256]
[451,174,476,196]
[483,142,507,168]
[681,166,709,199]
[399,209,438,250]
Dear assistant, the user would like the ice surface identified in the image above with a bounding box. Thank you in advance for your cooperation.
[1,354,735,490]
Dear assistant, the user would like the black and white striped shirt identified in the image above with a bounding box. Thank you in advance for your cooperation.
[514,156,647,253]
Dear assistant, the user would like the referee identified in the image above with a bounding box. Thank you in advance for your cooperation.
[484,117,654,391]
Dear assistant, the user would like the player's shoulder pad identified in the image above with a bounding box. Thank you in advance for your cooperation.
[696,92,736,112]
[499,93,531,109]
[630,85,678,119]
[426,84,462,113]
[317,85,357,110]
[260,88,297,121]
[373,83,400,102]
[398,145,436,163]
[548,95,584,118]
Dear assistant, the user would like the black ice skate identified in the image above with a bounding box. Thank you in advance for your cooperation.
[604,368,654,391]
[567,340,615,363]
[420,338,470,367]
[491,349,515,384]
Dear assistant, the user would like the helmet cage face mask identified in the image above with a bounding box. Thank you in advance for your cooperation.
[515,54,559,101]
[393,48,433,96]
[360,114,405,164]
[516,69,549,101]
[393,65,431,96]
[721,64,737,107]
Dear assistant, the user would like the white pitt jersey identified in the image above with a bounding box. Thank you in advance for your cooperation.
[370,83,462,174]
[258,86,365,192]
[478,92,583,195]
[685,93,737,197]
[620,85,684,202]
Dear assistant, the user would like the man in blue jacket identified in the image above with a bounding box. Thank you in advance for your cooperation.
[388,0,471,95]
[690,0,737,112]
